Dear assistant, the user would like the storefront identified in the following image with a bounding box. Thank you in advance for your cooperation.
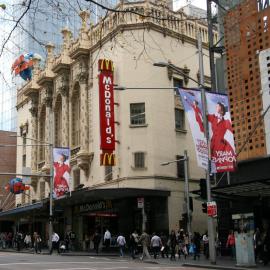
[55,188,170,249]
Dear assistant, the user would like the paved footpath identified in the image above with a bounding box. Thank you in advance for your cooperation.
[0,252,200,270]
[0,251,268,270]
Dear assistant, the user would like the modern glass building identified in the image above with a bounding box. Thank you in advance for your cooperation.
[0,0,119,131]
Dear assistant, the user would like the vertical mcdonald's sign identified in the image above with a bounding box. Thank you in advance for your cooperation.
[98,59,116,166]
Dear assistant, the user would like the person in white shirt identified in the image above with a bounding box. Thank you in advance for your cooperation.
[151,233,162,259]
[104,229,111,250]
[117,234,126,257]
[50,232,60,254]
[24,233,32,249]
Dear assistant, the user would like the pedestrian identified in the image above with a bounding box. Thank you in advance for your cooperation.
[69,231,76,251]
[0,232,6,249]
[33,232,42,254]
[169,230,177,260]
[129,231,137,259]
[262,222,270,266]
[117,233,126,257]
[85,234,90,251]
[226,230,235,258]
[202,231,209,259]
[193,232,201,260]
[151,233,162,259]
[254,228,262,262]
[24,233,32,249]
[50,231,60,254]
[177,229,185,259]
[160,232,169,258]
[64,232,70,251]
[93,230,101,254]
[184,233,189,255]
[139,230,151,260]
[103,229,111,251]
[15,231,23,251]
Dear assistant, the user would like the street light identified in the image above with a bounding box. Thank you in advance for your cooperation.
[154,59,216,264]
[161,150,191,237]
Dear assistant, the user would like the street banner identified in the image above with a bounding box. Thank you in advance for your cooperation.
[206,92,236,173]
[178,88,208,170]
[207,201,217,217]
[53,147,71,198]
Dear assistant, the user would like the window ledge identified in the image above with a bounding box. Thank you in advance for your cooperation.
[175,128,187,133]
[131,166,148,170]
[129,124,148,128]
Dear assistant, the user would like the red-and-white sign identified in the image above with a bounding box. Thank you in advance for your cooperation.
[137,197,144,208]
[207,201,217,217]
[98,59,115,152]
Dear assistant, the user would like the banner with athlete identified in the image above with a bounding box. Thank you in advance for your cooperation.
[178,88,208,170]
[205,92,236,173]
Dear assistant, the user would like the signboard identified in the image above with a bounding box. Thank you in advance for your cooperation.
[79,200,113,213]
[53,147,71,198]
[207,201,217,217]
[98,59,116,166]
[177,88,208,169]
[137,197,144,208]
[206,92,236,173]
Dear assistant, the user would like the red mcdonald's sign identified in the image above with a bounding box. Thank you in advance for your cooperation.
[98,59,116,166]
[100,152,116,166]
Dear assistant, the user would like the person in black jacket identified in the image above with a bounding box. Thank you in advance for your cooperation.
[169,230,177,260]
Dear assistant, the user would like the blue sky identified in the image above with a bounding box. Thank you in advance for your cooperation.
[175,0,206,10]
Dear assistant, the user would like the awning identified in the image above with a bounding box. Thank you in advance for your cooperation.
[0,201,45,218]
[57,187,171,206]
[211,179,270,198]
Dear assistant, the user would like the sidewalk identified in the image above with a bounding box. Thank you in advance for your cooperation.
[0,248,269,269]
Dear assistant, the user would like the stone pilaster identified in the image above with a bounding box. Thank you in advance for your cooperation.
[61,83,69,147]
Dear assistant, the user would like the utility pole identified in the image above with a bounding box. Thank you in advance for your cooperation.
[207,0,217,92]
[198,32,216,264]
[184,150,191,237]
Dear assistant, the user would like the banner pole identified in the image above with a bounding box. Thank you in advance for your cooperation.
[198,31,216,264]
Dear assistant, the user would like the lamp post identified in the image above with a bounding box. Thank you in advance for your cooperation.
[10,135,54,252]
[154,60,216,264]
[161,150,191,237]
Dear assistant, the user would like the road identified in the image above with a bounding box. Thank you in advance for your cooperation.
[0,252,202,270]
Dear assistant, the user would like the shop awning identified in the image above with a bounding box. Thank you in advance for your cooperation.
[211,179,270,198]
[0,201,45,218]
[57,187,171,206]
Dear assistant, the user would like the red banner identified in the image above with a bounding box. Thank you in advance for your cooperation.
[98,59,115,152]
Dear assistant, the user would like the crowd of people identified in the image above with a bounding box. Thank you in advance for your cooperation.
[0,231,42,253]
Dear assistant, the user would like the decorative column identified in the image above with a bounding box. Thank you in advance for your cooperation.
[29,94,39,174]
[44,83,53,172]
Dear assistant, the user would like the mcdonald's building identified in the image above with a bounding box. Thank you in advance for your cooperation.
[8,2,217,249]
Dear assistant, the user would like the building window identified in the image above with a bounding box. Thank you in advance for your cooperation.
[176,155,185,178]
[134,152,146,168]
[130,103,145,125]
[175,108,185,130]
[22,154,26,167]
[72,91,80,147]
[39,106,46,161]
[105,166,113,181]
[173,78,183,94]
[54,95,62,147]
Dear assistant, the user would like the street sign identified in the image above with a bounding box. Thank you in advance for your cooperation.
[137,197,144,208]
[207,201,217,217]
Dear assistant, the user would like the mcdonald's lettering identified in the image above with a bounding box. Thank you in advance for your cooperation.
[100,152,116,166]
[98,59,114,72]
[99,59,115,152]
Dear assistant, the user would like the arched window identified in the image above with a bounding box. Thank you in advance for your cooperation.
[54,95,62,147]
[71,86,80,147]
[39,105,46,161]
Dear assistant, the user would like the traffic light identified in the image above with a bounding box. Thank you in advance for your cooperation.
[202,202,207,213]
[200,178,207,199]
[189,197,193,212]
